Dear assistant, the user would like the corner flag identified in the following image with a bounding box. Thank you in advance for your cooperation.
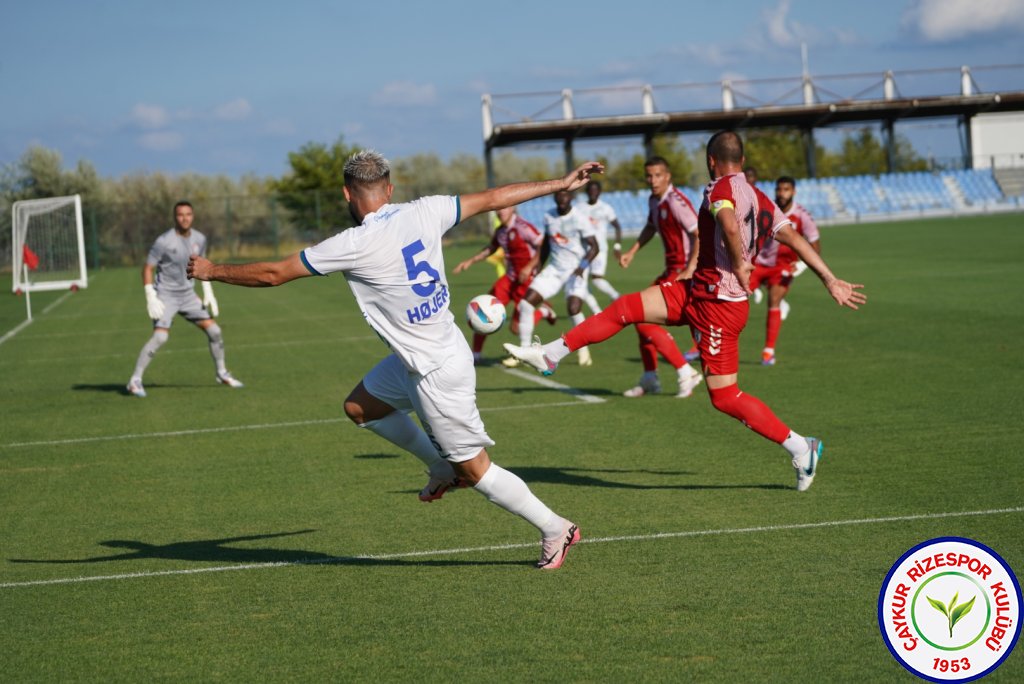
[23,244,40,270]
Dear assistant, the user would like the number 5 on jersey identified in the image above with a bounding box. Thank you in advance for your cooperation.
[402,240,440,296]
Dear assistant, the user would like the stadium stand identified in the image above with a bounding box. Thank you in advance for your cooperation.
[518,168,1020,231]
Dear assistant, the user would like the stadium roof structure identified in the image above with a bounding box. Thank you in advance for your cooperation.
[480,64,1024,180]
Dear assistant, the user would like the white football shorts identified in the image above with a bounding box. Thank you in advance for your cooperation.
[362,350,494,462]
[529,263,589,301]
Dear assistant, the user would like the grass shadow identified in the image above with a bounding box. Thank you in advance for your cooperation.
[8,529,530,568]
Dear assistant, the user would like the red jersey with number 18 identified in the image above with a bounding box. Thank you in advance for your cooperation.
[691,173,791,302]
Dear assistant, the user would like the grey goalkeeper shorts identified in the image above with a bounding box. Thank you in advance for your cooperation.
[153,290,211,329]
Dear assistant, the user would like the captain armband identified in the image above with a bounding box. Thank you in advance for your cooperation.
[710,199,735,216]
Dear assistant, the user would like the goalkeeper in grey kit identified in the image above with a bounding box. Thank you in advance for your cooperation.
[126,201,243,397]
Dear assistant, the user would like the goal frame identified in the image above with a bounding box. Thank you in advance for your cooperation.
[11,194,88,293]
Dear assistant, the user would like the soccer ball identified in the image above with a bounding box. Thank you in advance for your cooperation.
[466,294,506,335]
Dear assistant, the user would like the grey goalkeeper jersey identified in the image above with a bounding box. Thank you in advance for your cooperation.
[146,228,207,295]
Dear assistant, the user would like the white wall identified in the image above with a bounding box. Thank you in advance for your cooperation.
[971,112,1024,168]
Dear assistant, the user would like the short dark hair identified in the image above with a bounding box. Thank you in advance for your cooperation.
[586,180,602,191]
[644,156,671,172]
[707,131,744,164]
[776,176,796,187]
[173,201,192,214]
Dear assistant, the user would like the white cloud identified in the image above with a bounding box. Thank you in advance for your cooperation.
[212,98,253,121]
[370,81,438,107]
[762,0,823,48]
[902,0,1024,41]
[138,131,184,151]
[131,103,170,129]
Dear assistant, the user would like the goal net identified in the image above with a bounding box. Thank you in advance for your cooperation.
[11,195,88,293]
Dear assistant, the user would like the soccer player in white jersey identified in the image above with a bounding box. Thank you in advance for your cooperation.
[126,201,243,397]
[575,181,623,310]
[512,190,599,367]
[188,151,603,569]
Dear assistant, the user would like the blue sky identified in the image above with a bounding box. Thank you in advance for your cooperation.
[3,0,1022,179]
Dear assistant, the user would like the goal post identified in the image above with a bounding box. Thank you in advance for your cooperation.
[12,194,88,294]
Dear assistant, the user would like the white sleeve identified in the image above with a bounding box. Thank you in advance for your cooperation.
[419,195,461,235]
[301,229,360,276]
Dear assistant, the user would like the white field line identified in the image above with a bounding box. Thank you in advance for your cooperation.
[3,506,1021,589]
[0,319,33,347]
[2,360,603,449]
[0,290,74,347]
[5,335,379,365]
[501,367,606,404]
[1,401,595,449]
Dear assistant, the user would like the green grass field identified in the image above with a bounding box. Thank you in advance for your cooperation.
[1,214,1022,682]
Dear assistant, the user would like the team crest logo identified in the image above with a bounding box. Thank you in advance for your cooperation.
[660,208,668,220]
[878,537,1020,682]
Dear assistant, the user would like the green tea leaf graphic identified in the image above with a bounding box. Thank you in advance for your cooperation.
[927,596,949,617]
[950,595,976,630]
[949,592,959,613]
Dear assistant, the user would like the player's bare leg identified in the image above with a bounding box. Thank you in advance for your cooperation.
[344,382,460,502]
[454,448,579,570]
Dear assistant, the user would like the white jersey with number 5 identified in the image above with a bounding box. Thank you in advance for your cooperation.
[301,196,461,375]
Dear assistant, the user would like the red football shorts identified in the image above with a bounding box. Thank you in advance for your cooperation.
[748,264,793,290]
[683,297,750,377]
[491,274,531,306]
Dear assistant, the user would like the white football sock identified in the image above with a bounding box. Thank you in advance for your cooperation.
[782,430,809,460]
[676,364,699,380]
[131,329,169,380]
[518,301,536,346]
[542,338,572,364]
[204,323,227,375]
[474,463,562,536]
[583,291,602,315]
[592,277,620,300]
[359,412,454,479]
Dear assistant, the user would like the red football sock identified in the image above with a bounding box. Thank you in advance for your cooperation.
[707,383,790,443]
[472,332,486,353]
[637,323,686,370]
[766,308,782,350]
[563,292,645,351]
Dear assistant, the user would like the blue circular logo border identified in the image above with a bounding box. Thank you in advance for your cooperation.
[877,536,1022,683]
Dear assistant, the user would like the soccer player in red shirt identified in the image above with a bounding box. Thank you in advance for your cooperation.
[504,131,866,491]
[617,157,703,398]
[749,176,821,365]
[453,206,555,363]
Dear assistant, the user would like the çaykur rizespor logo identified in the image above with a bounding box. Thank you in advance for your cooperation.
[879,537,1020,681]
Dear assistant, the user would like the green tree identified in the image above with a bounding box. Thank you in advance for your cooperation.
[603,135,696,191]
[273,137,359,233]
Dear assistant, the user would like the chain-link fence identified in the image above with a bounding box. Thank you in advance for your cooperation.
[1,187,494,272]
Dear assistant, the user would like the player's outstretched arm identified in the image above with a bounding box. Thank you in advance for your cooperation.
[773,226,866,310]
[620,221,655,268]
[187,253,312,288]
[459,162,605,220]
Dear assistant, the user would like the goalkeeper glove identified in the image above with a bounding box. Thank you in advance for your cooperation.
[201,280,219,317]
[144,284,165,320]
